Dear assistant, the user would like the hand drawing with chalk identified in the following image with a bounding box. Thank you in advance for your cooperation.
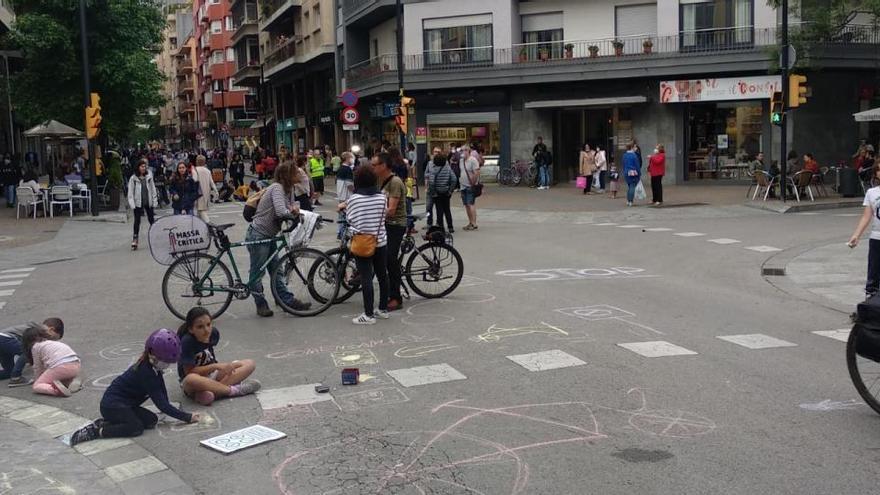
[273,388,715,494]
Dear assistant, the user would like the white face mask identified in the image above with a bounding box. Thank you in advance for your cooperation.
[653,148,659,154]
[153,360,171,371]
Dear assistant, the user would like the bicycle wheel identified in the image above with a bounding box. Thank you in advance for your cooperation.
[846,324,880,415]
[323,247,360,304]
[499,168,513,186]
[162,252,233,320]
[405,242,464,299]
[271,247,339,316]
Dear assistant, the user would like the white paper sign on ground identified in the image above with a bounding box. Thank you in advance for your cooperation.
[200,425,286,454]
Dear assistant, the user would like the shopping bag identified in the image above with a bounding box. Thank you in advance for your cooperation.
[634,181,647,201]
[575,176,587,189]
[593,174,600,189]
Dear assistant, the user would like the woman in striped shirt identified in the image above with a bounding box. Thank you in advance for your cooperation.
[338,165,389,325]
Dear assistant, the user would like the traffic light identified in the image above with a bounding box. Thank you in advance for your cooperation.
[395,104,407,135]
[770,91,784,126]
[85,92,102,140]
[788,74,808,108]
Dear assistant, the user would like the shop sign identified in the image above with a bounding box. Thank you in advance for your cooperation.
[283,118,296,130]
[342,124,359,131]
[383,102,399,118]
[296,116,306,128]
[415,127,427,144]
[659,76,782,103]
[319,112,335,126]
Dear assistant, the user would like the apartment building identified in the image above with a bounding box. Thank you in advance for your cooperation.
[157,11,182,145]
[174,10,201,147]
[341,0,880,184]
[193,0,254,149]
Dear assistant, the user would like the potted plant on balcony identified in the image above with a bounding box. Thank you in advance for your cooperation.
[642,38,654,54]
[564,44,574,58]
[588,45,599,58]
[538,47,550,61]
[518,47,528,62]
[613,39,625,56]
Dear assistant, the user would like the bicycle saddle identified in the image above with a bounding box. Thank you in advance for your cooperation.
[210,223,235,232]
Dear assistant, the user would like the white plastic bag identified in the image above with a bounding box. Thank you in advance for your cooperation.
[592,174,600,189]
[634,181,647,201]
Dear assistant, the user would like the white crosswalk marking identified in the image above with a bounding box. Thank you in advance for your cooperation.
[0,290,15,297]
[0,280,23,287]
[506,350,586,371]
[594,223,618,226]
[387,363,467,387]
[643,227,673,232]
[0,273,29,280]
[745,245,782,253]
[812,329,850,342]
[707,238,741,245]
[0,267,34,273]
[0,302,6,310]
[617,225,644,229]
[674,232,706,237]
[716,334,797,349]
[617,341,698,357]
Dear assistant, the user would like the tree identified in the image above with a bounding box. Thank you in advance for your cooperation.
[5,0,166,140]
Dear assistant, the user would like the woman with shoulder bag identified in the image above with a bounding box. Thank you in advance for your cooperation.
[338,165,389,325]
[127,159,159,250]
[579,144,596,195]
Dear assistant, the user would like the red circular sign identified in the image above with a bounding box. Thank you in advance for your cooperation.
[341,107,360,124]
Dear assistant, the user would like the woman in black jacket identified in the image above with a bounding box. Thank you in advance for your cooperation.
[168,161,199,215]
[0,155,20,207]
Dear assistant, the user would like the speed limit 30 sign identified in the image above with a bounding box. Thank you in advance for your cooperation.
[341,107,360,125]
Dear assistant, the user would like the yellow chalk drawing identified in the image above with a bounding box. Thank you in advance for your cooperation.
[471,322,568,343]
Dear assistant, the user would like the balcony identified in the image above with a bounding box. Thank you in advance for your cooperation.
[263,37,299,77]
[176,57,193,75]
[231,1,259,45]
[260,0,301,33]
[341,0,396,29]
[233,60,262,88]
[180,101,196,114]
[179,78,195,94]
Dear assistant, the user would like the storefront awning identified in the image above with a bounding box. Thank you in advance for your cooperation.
[854,107,880,122]
[524,96,647,109]
[426,112,499,125]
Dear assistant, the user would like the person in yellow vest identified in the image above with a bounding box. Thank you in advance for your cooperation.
[308,149,325,206]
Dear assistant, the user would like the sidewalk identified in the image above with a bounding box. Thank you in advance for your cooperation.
[0,395,193,495]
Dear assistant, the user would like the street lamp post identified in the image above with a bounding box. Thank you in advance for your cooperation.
[79,0,98,216]
[779,0,789,202]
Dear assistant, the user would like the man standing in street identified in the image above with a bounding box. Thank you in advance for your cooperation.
[460,145,481,230]
[309,149,325,206]
[533,136,549,189]
[373,153,407,311]
[193,155,218,223]
[423,147,442,227]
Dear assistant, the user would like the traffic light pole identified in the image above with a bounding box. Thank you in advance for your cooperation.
[779,0,789,202]
[79,0,98,216]
[395,0,406,150]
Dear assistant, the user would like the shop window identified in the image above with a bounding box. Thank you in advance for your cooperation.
[423,17,493,66]
[686,102,763,180]
[679,0,753,50]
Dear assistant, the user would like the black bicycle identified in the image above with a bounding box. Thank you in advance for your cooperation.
[847,319,880,414]
[322,216,463,304]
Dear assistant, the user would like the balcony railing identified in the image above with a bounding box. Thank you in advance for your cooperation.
[260,0,299,21]
[342,0,375,17]
[232,1,258,30]
[346,25,880,86]
[264,37,297,71]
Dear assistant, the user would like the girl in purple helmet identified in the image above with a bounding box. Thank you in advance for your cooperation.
[63,329,202,446]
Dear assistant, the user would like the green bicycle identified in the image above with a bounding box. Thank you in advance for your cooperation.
[161,215,340,320]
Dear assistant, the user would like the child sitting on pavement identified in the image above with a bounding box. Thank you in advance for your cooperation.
[22,323,80,397]
[63,329,202,446]
[177,307,260,405]
[1,317,64,387]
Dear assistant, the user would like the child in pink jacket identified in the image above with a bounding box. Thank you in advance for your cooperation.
[23,325,80,397]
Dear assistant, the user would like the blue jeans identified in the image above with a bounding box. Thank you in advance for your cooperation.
[245,225,293,309]
[4,184,14,206]
[0,334,25,379]
[406,197,414,230]
[538,166,549,187]
[337,210,348,239]
[626,176,640,202]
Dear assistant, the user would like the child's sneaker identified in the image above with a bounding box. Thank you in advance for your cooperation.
[195,391,215,406]
[68,378,82,394]
[8,376,32,387]
[374,309,390,319]
[62,422,100,446]
[230,380,261,397]
[53,380,72,397]
[352,313,376,325]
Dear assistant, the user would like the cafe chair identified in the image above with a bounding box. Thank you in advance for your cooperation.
[752,170,775,201]
[792,170,815,202]
[16,186,45,219]
[49,185,74,217]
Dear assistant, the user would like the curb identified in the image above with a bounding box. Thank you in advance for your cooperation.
[0,395,193,495]
[70,212,128,224]
[744,198,862,213]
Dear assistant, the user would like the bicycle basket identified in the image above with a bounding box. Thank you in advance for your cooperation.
[148,214,212,266]
[287,210,321,248]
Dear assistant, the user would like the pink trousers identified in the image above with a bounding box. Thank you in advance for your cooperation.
[33,362,80,396]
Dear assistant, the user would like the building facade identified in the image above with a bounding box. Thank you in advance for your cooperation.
[341,0,880,184]
[157,10,181,146]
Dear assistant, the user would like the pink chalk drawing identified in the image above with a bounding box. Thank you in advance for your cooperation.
[272,389,715,494]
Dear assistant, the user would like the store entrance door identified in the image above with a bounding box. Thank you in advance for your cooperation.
[555,108,613,183]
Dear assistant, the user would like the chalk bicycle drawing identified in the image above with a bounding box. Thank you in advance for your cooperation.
[321,214,463,305]
[161,214,340,320]
[272,389,715,494]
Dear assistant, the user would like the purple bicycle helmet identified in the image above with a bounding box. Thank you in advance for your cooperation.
[145,329,181,363]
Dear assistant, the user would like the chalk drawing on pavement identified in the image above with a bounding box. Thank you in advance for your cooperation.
[330,349,379,367]
[89,372,121,390]
[555,304,665,336]
[400,292,497,326]
[495,267,657,283]
[799,399,864,411]
[336,387,410,412]
[0,468,75,495]
[394,343,459,358]
[470,322,590,344]
[266,335,434,360]
[259,404,321,427]
[272,388,714,495]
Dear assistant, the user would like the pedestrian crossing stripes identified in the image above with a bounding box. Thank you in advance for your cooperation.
[0,267,35,311]
[617,224,644,229]
[0,267,34,273]
[0,273,30,279]
[707,238,741,245]
[812,329,850,342]
[0,280,23,287]
[674,232,706,237]
[745,245,783,253]
[643,227,673,232]
[716,333,797,349]
[617,341,698,357]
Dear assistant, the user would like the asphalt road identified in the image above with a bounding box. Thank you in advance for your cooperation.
[0,195,875,495]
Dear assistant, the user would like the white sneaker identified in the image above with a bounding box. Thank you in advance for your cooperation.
[375,309,391,319]
[626,202,633,207]
[352,313,376,325]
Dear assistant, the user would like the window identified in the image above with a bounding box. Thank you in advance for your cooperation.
[211,50,225,64]
[211,20,222,34]
[226,16,233,31]
[313,5,321,30]
[521,13,564,60]
[213,80,225,92]
[209,0,220,4]
[679,0,753,49]
[371,39,378,58]
[229,78,244,92]
[226,47,235,63]
[423,15,493,66]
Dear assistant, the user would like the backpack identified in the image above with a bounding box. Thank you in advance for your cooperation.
[242,188,267,222]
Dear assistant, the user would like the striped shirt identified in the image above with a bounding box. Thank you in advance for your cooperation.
[252,183,294,237]
[346,193,387,247]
